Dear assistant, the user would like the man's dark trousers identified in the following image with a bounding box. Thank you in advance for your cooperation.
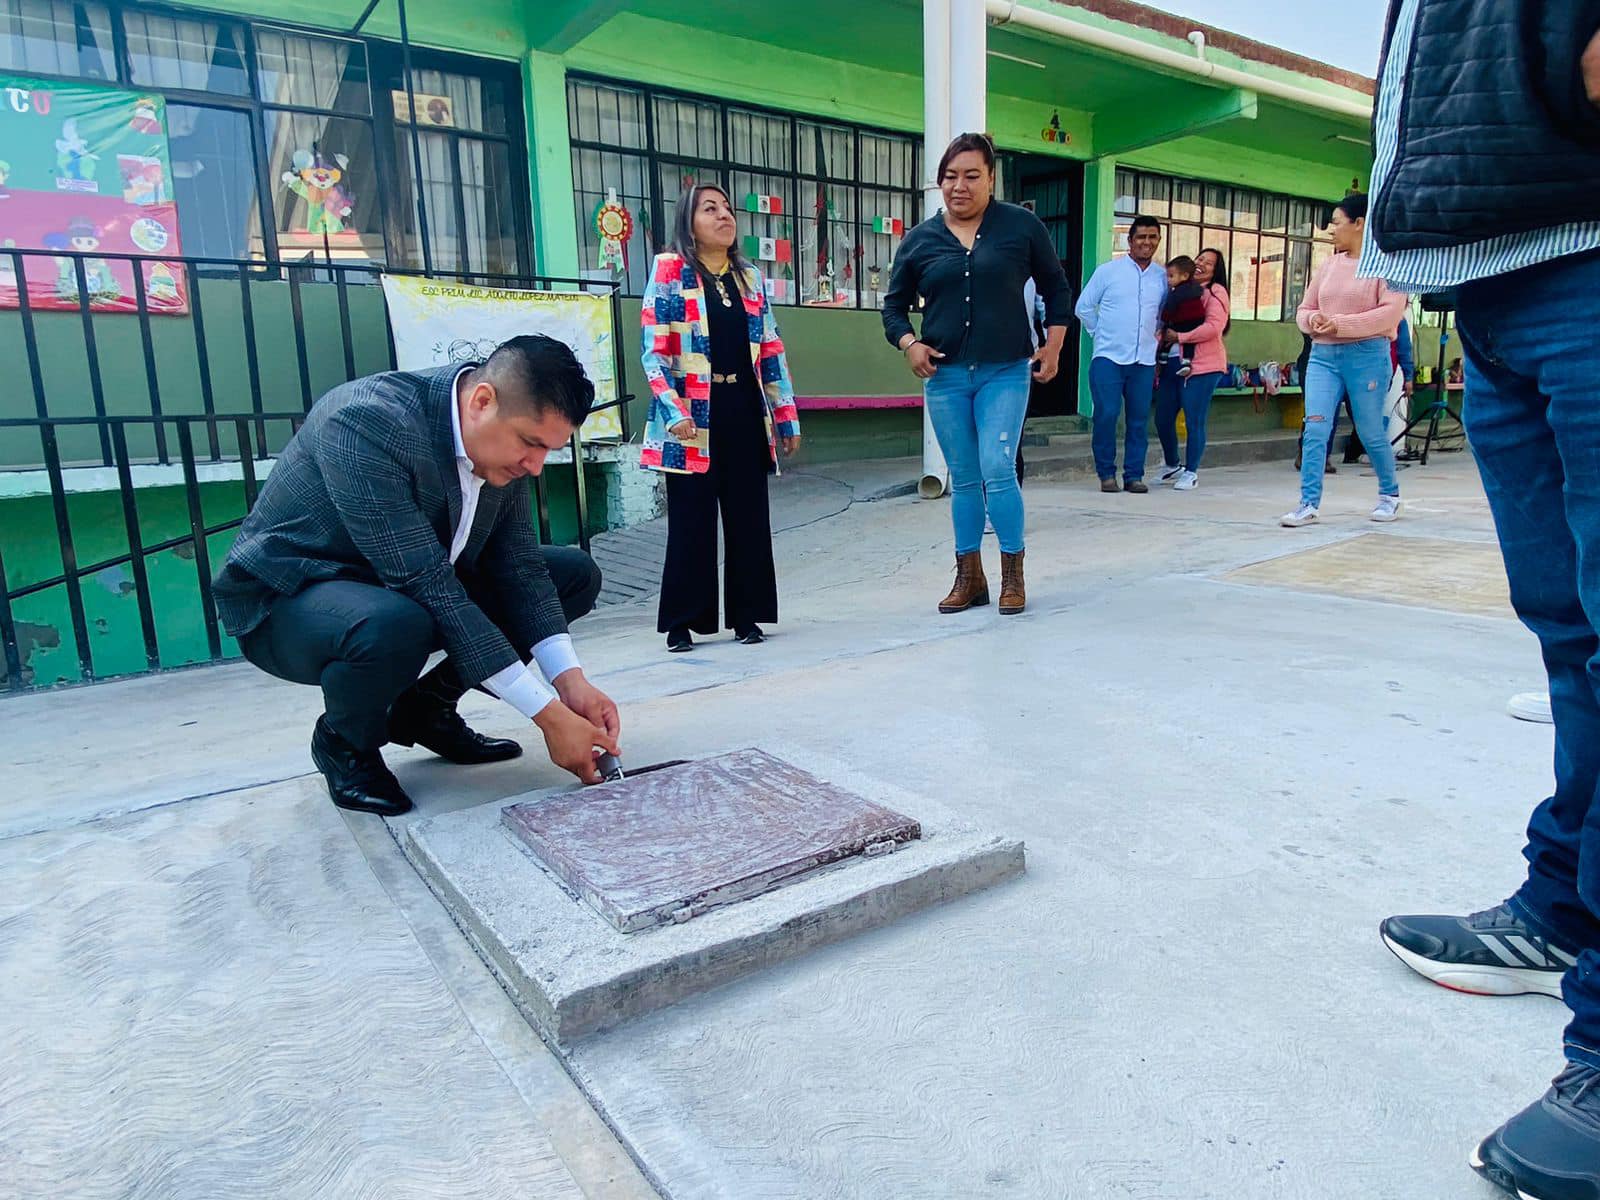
[239,546,603,750]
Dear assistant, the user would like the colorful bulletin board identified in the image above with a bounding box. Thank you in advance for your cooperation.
[0,75,188,314]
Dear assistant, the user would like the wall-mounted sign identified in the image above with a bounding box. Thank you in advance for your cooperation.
[391,90,455,128]
[1041,110,1071,145]
[381,276,623,441]
[0,73,187,314]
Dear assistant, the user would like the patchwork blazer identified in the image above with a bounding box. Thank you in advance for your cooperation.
[639,252,800,474]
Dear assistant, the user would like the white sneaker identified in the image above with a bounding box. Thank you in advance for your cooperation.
[1507,693,1553,724]
[1280,505,1319,528]
[1158,464,1184,484]
[1371,494,1403,523]
[1173,470,1198,491]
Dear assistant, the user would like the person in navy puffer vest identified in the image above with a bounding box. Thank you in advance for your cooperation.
[1367,3,1600,1197]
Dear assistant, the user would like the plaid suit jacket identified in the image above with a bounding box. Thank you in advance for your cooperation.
[214,364,567,687]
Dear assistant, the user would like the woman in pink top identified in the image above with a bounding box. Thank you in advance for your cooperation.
[1282,192,1409,527]
[1153,246,1229,490]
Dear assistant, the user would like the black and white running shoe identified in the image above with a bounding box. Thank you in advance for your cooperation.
[1472,1062,1600,1200]
[1380,904,1576,998]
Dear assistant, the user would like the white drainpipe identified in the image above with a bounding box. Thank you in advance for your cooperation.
[985,0,1373,121]
[919,0,952,500]
[918,0,990,501]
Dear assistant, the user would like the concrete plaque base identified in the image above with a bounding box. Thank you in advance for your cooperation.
[402,755,1024,1043]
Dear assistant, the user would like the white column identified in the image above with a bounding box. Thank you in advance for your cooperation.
[947,0,988,137]
[919,0,952,500]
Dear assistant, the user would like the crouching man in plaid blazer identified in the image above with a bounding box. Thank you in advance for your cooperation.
[214,335,621,816]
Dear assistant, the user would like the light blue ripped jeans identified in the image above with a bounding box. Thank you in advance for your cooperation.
[1299,337,1400,509]
[924,358,1032,554]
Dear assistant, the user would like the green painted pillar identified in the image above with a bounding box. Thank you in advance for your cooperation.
[524,51,580,279]
[1076,155,1117,416]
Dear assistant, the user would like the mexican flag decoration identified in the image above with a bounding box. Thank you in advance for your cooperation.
[744,192,783,215]
[742,235,792,263]
[873,215,904,236]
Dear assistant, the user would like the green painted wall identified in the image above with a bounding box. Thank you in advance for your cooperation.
[0,465,607,689]
[1122,136,1366,210]
[1,483,244,688]
[0,277,393,467]
[791,408,922,464]
[614,298,915,439]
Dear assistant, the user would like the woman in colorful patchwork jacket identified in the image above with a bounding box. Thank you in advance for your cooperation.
[641,184,801,653]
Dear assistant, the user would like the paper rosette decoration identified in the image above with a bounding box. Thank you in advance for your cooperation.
[594,188,634,272]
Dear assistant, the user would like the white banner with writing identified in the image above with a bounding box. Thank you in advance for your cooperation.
[380,276,623,441]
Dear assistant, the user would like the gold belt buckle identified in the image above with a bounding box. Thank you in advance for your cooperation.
[712,372,738,384]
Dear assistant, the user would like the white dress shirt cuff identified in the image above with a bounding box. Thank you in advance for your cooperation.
[482,661,556,720]
[531,633,582,684]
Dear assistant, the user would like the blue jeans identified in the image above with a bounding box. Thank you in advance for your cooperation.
[1458,251,1600,1070]
[1088,357,1155,483]
[1298,339,1399,508]
[1154,360,1224,472]
[925,359,1032,554]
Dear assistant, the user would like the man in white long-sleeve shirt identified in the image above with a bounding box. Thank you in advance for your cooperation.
[1074,215,1168,493]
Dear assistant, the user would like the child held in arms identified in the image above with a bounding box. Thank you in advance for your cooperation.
[1161,255,1208,378]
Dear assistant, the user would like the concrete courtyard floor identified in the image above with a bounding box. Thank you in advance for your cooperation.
[0,449,1564,1199]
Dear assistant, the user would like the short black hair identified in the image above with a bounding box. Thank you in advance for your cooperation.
[938,131,996,180]
[1130,214,1161,235]
[478,334,594,428]
[1166,255,1195,275]
[1334,191,1368,222]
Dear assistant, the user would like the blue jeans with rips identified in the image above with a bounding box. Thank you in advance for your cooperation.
[1298,338,1400,509]
[924,358,1033,555]
[1458,251,1600,1069]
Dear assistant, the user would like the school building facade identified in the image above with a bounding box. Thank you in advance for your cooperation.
[0,0,1377,689]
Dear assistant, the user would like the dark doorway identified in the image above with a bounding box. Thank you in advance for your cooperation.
[998,154,1084,418]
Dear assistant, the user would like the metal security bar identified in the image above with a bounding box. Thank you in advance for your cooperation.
[0,247,633,693]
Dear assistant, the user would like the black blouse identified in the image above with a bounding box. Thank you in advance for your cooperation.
[881,201,1074,365]
[703,269,752,374]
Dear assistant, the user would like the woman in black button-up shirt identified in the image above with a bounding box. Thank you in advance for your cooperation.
[883,133,1073,617]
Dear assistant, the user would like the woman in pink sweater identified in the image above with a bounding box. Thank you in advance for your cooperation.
[1153,246,1230,490]
[1282,192,1409,527]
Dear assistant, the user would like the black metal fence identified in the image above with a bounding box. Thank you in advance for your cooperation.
[0,247,633,693]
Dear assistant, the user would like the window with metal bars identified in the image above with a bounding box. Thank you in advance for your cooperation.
[567,74,920,309]
[1112,167,1336,321]
[0,0,532,278]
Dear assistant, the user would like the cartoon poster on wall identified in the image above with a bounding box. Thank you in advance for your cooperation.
[0,75,188,314]
[380,276,624,441]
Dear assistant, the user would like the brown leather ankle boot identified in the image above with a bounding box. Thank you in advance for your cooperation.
[999,550,1026,615]
[938,551,990,613]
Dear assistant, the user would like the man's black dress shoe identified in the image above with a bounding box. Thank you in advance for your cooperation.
[667,627,694,653]
[387,695,523,765]
[735,625,766,645]
[310,718,414,816]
